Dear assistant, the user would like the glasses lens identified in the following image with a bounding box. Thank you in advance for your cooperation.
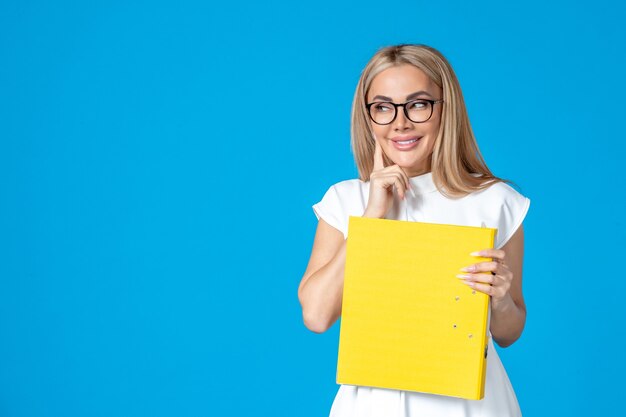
[406,100,432,123]
[369,102,395,124]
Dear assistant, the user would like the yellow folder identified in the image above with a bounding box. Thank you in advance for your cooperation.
[337,216,497,400]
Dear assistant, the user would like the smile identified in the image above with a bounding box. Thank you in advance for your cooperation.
[391,136,422,150]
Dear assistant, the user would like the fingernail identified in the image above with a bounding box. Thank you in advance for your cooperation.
[456,274,470,279]
[470,251,483,256]
[460,266,473,272]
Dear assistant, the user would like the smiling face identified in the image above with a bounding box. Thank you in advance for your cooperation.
[366,64,443,177]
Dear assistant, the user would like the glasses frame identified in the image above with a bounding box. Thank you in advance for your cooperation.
[365,98,444,125]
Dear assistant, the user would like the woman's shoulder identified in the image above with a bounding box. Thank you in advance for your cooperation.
[313,177,367,239]
[470,177,530,205]
[466,178,531,248]
[327,177,367,195]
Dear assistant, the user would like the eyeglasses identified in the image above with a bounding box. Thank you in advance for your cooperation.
[365,98,444,125]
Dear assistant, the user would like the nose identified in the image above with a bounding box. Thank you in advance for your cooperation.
[392,106,412,131]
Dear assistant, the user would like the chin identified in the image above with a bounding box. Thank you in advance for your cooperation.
[390,155,422,168]
[394,158,429,175]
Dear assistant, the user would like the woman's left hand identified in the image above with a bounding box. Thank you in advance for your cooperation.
[456,248,513,306]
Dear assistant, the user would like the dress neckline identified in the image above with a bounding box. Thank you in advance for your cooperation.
[409,171,438,195]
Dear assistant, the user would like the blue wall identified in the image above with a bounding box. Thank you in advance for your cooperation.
[1,1,624,416]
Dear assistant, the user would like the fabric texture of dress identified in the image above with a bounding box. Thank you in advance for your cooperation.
[311,171,531,417]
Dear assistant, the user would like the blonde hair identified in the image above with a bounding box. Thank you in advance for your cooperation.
[351,44,517,198]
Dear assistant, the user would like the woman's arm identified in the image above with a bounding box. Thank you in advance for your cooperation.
[299,142,411,333]
[458,223,527,347]
[297,219,347,333]
[302,219,527,343]
[488,224,527,347]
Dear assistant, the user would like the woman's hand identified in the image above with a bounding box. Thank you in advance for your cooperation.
[362,141,412,219]
[456,248,514,308]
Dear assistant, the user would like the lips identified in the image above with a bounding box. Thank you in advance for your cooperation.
[395,138,419,145]
[391,136,422,150]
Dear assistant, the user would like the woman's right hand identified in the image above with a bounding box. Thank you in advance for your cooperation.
[363,141,412,219]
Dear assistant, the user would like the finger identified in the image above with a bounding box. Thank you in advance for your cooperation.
[388,171,407,189]
[375,172,406,199]
[470,248,505,261]
[392,165,411,193]
[462,280,496,297]
[457,272,496,286]
[373,140,385,172]
[461,261,499,274]
[391,176,406,200]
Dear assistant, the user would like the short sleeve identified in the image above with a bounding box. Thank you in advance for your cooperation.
[494,185,531,249]
[312,184,347,237]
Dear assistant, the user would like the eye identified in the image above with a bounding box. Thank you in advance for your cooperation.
[408,100,428,110]
[373,102,393,112]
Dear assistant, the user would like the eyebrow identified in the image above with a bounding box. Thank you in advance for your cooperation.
[371,90,434,102]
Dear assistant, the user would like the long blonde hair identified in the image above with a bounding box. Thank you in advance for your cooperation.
[351,44,517,198]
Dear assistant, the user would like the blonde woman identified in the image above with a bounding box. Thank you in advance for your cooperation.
[298,44,530,416]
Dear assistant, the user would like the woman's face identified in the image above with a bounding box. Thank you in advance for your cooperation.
[366,64,443,177]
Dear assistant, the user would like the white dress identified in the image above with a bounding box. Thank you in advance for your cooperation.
[312,171,531,417]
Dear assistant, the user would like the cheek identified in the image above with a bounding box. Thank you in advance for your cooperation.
[422,122,440,151]
[370,124,387,141]
[425,118,441,140]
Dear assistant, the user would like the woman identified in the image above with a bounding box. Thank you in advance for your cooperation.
[298,44,530,416]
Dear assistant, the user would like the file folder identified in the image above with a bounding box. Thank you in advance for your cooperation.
[337,216,497,400]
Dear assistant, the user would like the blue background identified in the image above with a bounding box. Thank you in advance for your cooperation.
[1,1,624,416]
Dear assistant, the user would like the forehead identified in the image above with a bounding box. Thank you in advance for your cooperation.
[367,64,437,101]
